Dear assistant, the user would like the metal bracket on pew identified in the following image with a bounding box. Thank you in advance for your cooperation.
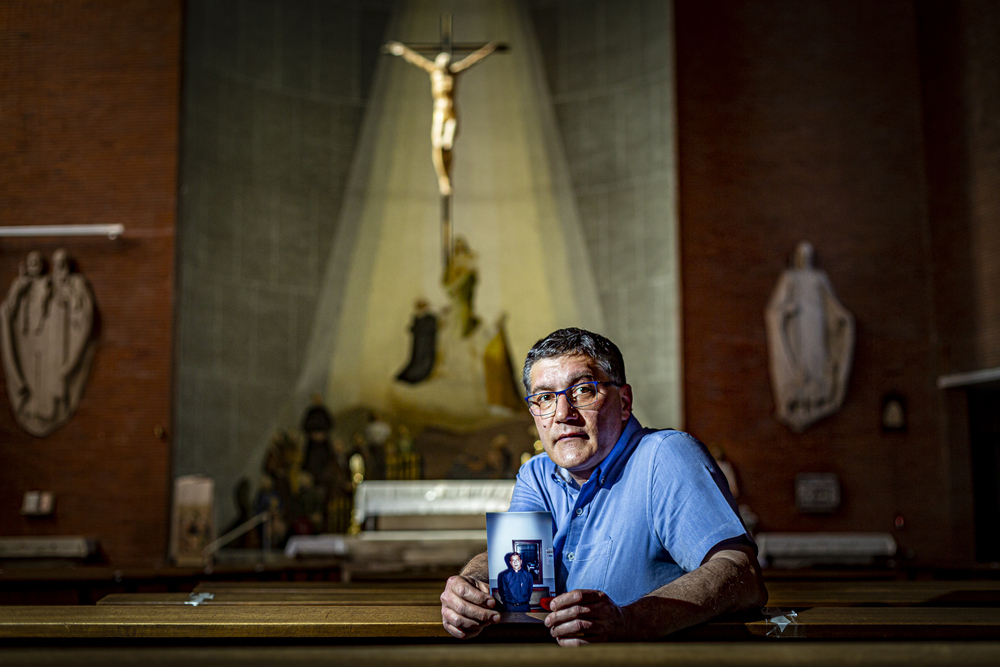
[184,592,215,607]
[762,608,800,637]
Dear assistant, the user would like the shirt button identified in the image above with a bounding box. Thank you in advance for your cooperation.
[567,552,575,561]
[575,508,584,516]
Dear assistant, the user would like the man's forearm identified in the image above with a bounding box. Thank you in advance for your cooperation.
[459,551,489,583]
[622,547,767,641]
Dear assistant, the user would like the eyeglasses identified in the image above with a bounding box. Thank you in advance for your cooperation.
[524,381,618,417]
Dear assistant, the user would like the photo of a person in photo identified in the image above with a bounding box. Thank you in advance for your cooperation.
[498,552,533,612]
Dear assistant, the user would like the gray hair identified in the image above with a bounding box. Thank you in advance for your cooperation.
[522,328,626,393]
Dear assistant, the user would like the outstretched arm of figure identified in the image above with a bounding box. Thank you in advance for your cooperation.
[384,41,436,73]
[449,41,499,73]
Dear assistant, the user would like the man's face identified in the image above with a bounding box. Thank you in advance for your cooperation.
[510,554,522,571]
[527,353,632,484]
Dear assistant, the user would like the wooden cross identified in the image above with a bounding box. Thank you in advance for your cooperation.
[385,12,510,57]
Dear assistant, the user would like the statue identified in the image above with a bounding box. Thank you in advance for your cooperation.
[300,402,335,486]
[389,235,523,431]
[384,39,499,197]
[765,242,855,432]
[396,299,439,383]
[0,249,97,437]
[443,236,480,337]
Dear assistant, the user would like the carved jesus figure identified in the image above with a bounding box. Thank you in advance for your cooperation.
[385,40,499,196]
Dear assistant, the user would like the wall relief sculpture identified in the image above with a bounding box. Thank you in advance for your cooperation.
[0,249,97,436]
[765,242,855,432]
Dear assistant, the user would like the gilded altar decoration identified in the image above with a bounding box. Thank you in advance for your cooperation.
[0,249,97,437]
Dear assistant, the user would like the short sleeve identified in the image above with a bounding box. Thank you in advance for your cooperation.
[648,432,750,573]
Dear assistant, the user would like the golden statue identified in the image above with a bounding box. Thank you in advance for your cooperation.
[443,236,480,337]
[384,39,499,196]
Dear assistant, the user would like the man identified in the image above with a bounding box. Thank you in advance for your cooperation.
[497,552,533,612]
[440,328,767,645]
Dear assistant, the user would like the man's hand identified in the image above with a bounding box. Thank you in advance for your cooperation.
[544,589,627,646]
[385,41,405,56]
[440,574,501,639]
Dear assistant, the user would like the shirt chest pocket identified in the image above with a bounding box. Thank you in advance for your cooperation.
[566,538,613,591]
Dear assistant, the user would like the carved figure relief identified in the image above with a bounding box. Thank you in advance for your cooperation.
[765,242,855,432]
[0,249,97,436]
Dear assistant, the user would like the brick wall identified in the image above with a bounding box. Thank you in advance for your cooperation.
[675,0,963,562]
[0,0,181,565]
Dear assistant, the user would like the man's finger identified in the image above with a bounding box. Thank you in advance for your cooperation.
[548,589,603,611]
[441,594,501,625]
[557,637,591,647]
[547,590,581,612]
[443,619,488,640]
[543,604,592,627]
[441,605,482,630]
[445,576,494,606]
[442,620,467,639]
[548,617,592,639]
[441,604,499,636]
[440,593,495,620]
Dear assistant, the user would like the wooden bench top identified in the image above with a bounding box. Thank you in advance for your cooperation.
[100,580,1000,608]
[0,605,488,640]
[97,590,443,606]
[765,580,1000,607]
[157,580,1000,608]
[2,642,1000,667]
[190,580,443,593]
[2,642,999,667]
[4,605,1000,641]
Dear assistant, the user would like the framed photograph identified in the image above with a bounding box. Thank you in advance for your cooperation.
[169,475,216,566]
[487,511,555,613]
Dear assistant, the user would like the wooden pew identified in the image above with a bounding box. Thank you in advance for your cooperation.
[765,580,1000,607]
[152,579,1000,609]
[4,642,1000,667]
[96,581,1000,608]
[0,605,510,640]
[191,580,442,593]
[5,604,1000,641]
[97,590,443,606]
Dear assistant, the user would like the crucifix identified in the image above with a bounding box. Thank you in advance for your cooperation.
[383,13,507,274]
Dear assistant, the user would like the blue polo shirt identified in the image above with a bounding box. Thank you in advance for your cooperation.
[508,416,751,605]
